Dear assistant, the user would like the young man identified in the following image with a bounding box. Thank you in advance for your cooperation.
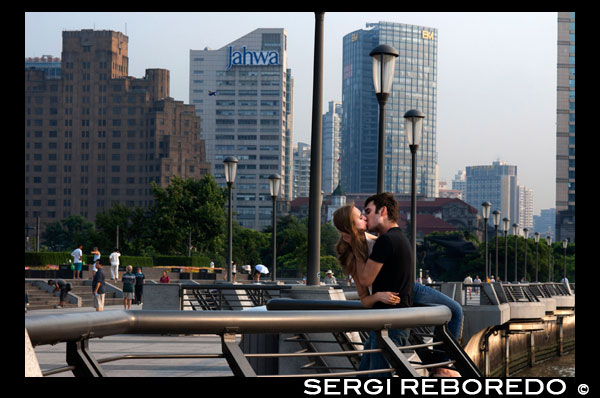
[71,244,83,279]
[109,248,120,282]
[355,192,413,377]
[92,260,106,311]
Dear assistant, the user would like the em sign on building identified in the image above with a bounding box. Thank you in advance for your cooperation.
[190,28,293,231]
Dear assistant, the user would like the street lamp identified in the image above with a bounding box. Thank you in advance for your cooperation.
[269,174,281,282]
[223,156,238,283]
[481,202,491,282]
[492,210,501,281]
[562,238,568,281]
[370,44,399,194]
[512,223,519,282]
[404,109,426,283]
[545,235,552,282]
[522,228,529,282]
[534,232,540,282]
[502,217,510,282]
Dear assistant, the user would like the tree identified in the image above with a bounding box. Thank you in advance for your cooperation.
[149,175,226,255]
[42,215,97,251]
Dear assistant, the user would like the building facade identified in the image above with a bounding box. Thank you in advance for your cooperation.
[341,21,438,197]
[292,142,311,199]
[518,185,534,232]
[25,55,61,79]
[555,12,575,243]
[322,101,342,195]
[465,161,518,227]
[189,28,292,230]
[25,29,210,234]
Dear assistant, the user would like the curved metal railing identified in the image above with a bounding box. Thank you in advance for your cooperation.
[26,304,481,377]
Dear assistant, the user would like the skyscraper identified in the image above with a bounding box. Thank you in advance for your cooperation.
[25,30,209,234]
[322,101,342,195]
[555,12,575,243]
[189,28,292,230]
[341,21,438,196]
[465,161,518,227]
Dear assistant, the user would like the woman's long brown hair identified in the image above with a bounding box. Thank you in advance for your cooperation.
[333,204,369,283]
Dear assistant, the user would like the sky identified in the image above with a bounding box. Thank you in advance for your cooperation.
[25,12,558,215]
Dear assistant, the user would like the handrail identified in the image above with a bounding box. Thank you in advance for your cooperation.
[26,306,452,347]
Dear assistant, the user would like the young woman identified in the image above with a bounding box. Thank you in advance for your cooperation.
[333,204,463,377]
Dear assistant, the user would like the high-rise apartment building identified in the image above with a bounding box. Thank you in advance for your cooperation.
[341,21,438,196]
[556,12,575,243]
[25,29,210,233]
[293,142,311,199]
[518,185,534,232]
[465,161,518,227]
[189,28,292,230]
[534,208,556,237]
[322,101,342,195]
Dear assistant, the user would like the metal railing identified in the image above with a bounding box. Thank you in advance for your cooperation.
[180,283,292,311]
[26,303,481,377]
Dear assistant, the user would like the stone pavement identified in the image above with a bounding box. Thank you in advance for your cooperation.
[26,304,234,377]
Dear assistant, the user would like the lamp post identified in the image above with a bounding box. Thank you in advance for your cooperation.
[223,156,238,283]
[269,174,281,282]
[481,202,491,282]
[404,109,426,282]
[545,235,552,282]
[370,44,399,194]
[562,238,568,281]
[492,210,501,281]
[522,228,529,282]
[512,223,519,282]
[502,217,510,282]
[534,232,540,282]
[307,12,324,286]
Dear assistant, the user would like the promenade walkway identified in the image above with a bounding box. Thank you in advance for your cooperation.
[26,305,233,377]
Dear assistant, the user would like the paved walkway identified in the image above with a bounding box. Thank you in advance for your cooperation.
[26,305,233,377]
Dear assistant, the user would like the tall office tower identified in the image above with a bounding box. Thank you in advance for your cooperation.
[518,185,534,232]
[556,12,575,243]
[25,55,61,79]
[25,29,210,234]
[322,101,343,194]
[465,161,518,227]
[534,208,556,236]
[341,21,438,196]
[293,142,311,199]
[452,170,466,192]
[190,28,292,230]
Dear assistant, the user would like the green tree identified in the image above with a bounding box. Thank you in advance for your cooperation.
[42,215,97,251]
[149,175,226,255]
[232,221,269,266]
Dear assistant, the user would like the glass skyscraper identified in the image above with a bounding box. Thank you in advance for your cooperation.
[341,21,438,196]
[555,12,575,243]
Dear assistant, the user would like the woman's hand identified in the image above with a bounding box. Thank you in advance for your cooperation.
[374,291,400,305]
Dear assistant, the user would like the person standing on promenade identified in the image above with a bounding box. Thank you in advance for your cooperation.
[109,248,120,282]
[92,261,106,312]
[122,265,136,310]
[91,247,101,279]
[134,267,145,305]
[159,271,170,283]
[71,244,83,279]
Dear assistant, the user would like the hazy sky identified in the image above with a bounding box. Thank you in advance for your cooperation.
[25,12,558,215]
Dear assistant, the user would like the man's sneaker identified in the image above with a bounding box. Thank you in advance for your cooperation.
[55,305,63,309]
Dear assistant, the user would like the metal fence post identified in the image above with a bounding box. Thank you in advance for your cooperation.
[66,338,106,377]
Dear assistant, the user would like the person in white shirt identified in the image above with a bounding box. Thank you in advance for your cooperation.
[91,247,101,278]
[463,274,473,300]
[324,270,337,285]
[109,249,121,282]
[71,244,83,279]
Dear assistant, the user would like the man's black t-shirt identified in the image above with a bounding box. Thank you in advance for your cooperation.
[369,227,413,309]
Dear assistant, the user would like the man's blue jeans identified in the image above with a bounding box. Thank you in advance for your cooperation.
[412,282,462,340]
[357,283,463,375]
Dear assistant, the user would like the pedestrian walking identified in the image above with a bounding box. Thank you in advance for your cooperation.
[463,274,473,300]
[122,265,136,310]
[92,261,106,312]
[134,267,145,305]
[109,248,120,282]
